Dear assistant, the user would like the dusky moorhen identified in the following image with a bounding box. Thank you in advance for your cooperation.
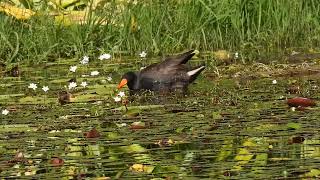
[118,50,205,93]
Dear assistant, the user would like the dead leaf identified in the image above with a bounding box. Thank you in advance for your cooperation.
[0,2,35,20]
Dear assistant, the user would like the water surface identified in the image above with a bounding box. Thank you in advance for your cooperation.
[0,57,319,179]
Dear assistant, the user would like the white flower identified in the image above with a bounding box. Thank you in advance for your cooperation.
[68,82,77,89]
[25,171,36,176]
[118,91,125,97]
[98,53,111,60]
[272,80,277,84]
[81,81,88,87]
[113,96,121,102]
[69,65,77,72]
[91,71,99,76]
[107,76,112,82]
[42,86,49,92]
[291,51,299,55]
[312,85,318,89]
[140,66,146,70]
[234,52,239,59]
[28,83,37,90]
[139,51,147,58]
[2,109,9,115]
[116,123,127,127]
[80,56,89,64]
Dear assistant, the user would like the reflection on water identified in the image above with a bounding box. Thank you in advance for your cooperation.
[0,58,319,179]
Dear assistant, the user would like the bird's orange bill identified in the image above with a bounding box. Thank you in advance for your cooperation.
[117,79,128,89]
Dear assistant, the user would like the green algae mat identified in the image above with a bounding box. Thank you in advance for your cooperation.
[0,56,319,179]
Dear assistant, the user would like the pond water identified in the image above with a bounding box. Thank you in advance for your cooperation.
[0,57,319,179]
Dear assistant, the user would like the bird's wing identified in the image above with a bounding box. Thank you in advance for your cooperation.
[159,50,196,67]
[139,50,196,74]
[140,64,188,82]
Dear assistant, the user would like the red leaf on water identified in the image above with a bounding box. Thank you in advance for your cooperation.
[50,157,64,167]
[287,97,316,107]
[84,128,100,138]
[130,125,145,130]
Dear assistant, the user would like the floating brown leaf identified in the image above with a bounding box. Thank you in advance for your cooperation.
[58,91,74,105]
[50,157,64,167]
[8,151,28,164]
[0,2,35,20]
[156,138,174,147]
[84,128,100,138]
[288,136,305,144]
[287,97,316,107]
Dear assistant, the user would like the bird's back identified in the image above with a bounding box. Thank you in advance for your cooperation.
[131,50,201,92]
[138,64,189,91]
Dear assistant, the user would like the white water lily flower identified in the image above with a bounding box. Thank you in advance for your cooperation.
[311,85,318,90]
[107,76,112,82]
[68,82,77,89]
[25,171,36,176]
[116,123,127,127]
[234,52,239,59]
[28,83,37,90]
[42,86,49,92]
[98,53,111,60]
[91,71,99,76]
[2,109,9,115]
[80,56,89,64]
[140,66,146,70]
[118,91,125,97]
[81,81,88,87]
[114,96,121,102]
[69,65,77,72]
[139,51,147,58]
[272,80,277,84]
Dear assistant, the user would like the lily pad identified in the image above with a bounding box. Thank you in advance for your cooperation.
[0,93,24,100]
[124,109,141,118]
[287,122,301,130]
[113,105,165,111]
[19,96,56,104]
[121,144,146,153]
[130,164,155,173]
[0,124,36,132]
[303,169,320,178]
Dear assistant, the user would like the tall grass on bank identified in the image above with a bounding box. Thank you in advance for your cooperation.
[1,0,320,63]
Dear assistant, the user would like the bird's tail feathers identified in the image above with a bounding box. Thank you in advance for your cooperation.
[187,65,205,82]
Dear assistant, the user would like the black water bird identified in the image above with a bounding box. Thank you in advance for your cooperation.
[117,50,205,94]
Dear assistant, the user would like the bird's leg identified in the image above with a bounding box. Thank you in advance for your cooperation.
[122,98,129,112]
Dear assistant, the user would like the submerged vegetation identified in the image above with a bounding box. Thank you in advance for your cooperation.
[1,0,320,63]
[0,55,320,178]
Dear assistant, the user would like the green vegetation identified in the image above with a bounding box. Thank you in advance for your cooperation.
[1,0,320,63]
[1,1,320,179]
[1,58,320,178]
